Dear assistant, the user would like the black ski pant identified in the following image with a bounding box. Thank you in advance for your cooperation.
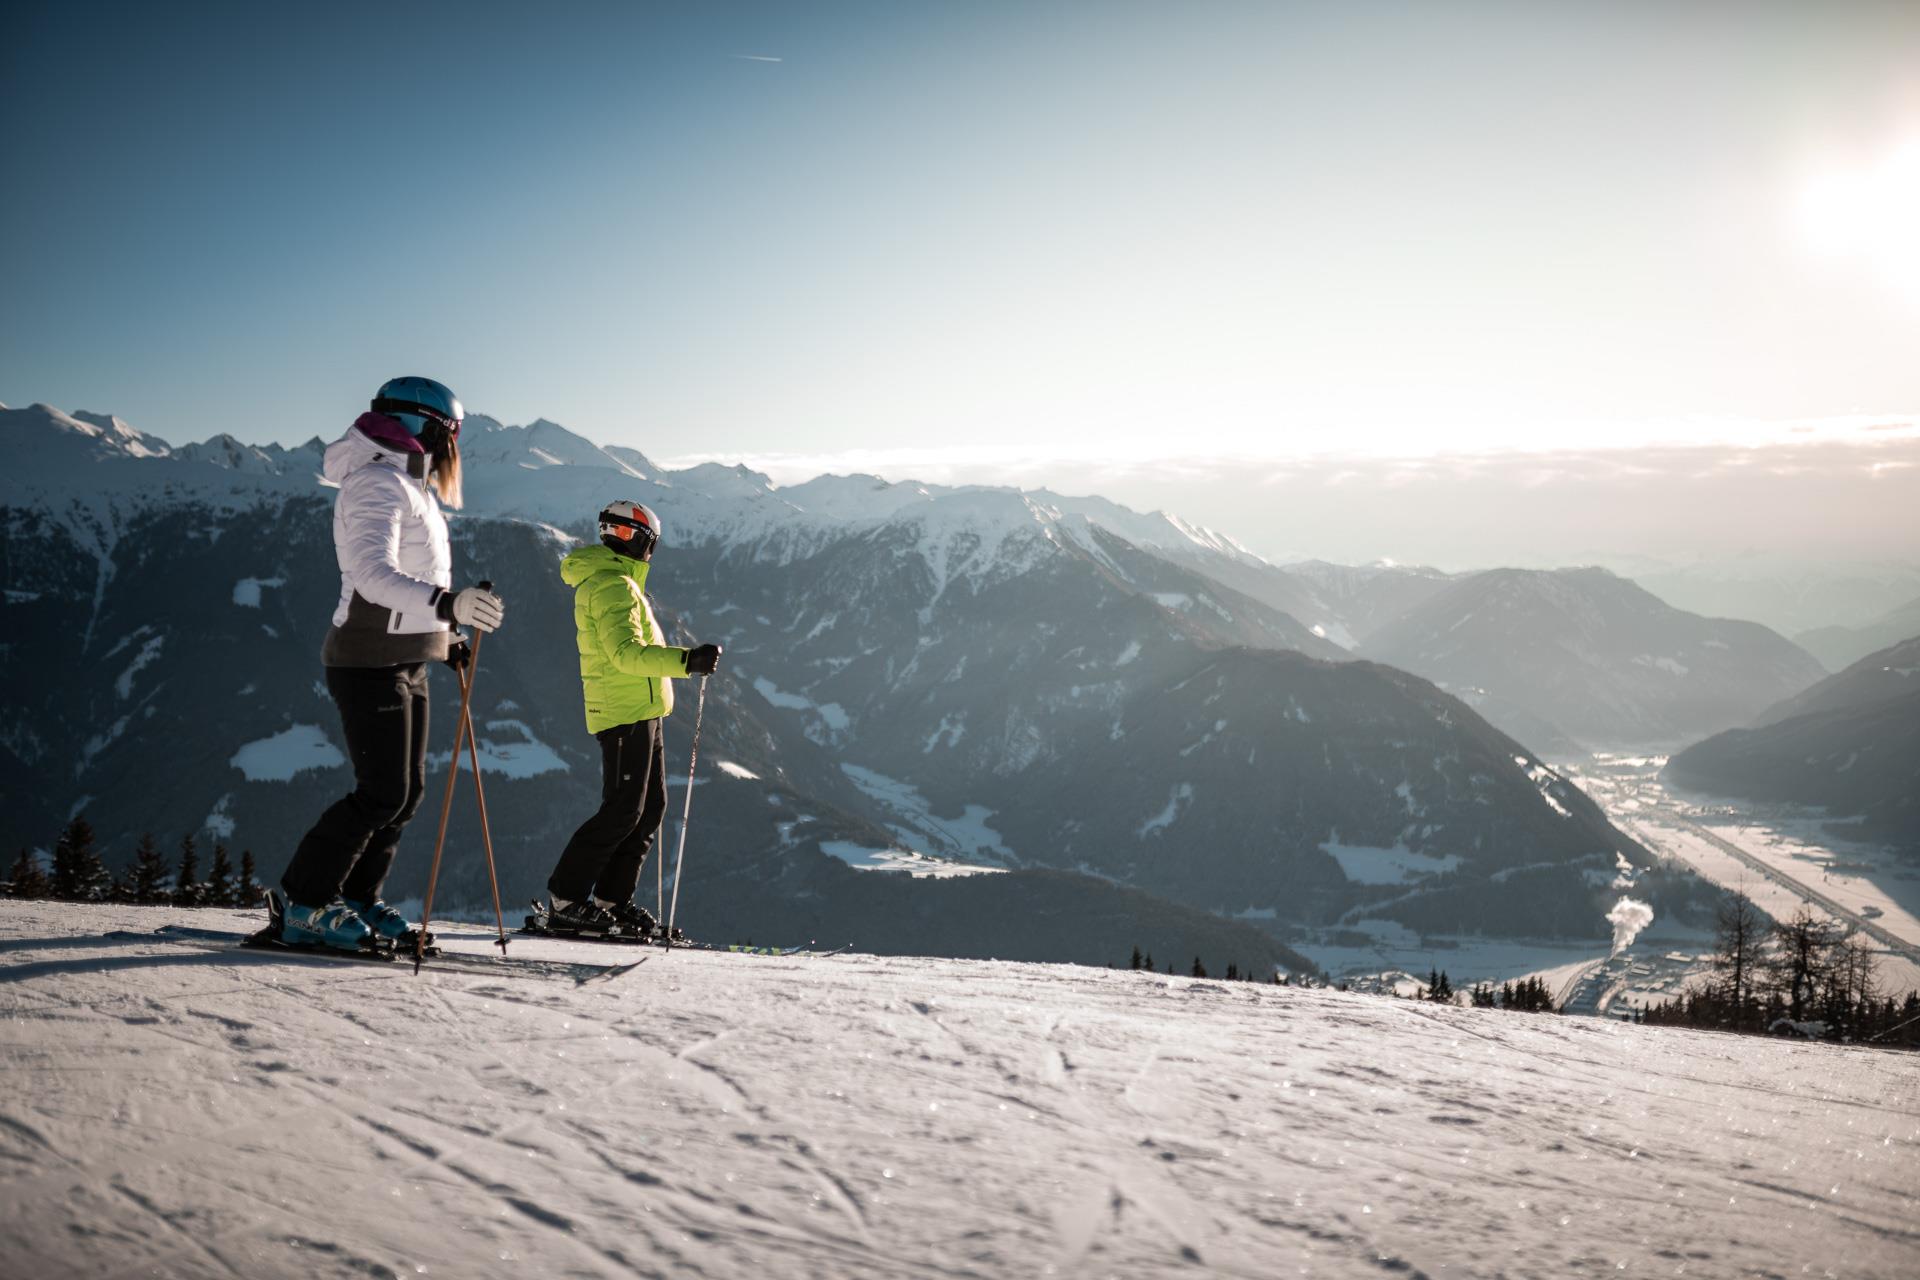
[281,663,431,906]
[547,717,667,906]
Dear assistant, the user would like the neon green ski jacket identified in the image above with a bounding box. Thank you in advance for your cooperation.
[560,544,689,733]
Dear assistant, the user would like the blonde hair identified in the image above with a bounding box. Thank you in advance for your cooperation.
[430,438,463,509]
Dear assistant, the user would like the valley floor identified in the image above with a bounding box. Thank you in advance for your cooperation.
[1571,756,1920,996]
[2,901,1916,1279]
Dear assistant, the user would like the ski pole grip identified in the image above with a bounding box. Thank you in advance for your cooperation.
[479,579,494,592]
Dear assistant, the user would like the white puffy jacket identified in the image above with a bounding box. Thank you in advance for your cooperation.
[319,424,453,667]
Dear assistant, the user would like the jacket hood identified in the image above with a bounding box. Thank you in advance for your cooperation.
[561,542,652,589]
[322,413,426,485]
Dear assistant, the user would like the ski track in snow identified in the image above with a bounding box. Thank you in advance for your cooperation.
[2,901,1917,1279]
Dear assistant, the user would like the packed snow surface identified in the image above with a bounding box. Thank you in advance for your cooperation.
[3,902,1916,1279]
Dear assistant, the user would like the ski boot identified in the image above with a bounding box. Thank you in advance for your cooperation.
[598,898,660,940]
[343,896,429,947]
[600,898,691,945]
[276,893,385,954]
[544,896,618,936]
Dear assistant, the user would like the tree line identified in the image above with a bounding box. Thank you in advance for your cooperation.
[1127,946,1326,985]
[4,817,264,909]
[1639,891,1920,1047]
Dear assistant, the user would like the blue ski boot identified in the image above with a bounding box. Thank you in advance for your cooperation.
[279,895,376,952]
[343,896,413,942]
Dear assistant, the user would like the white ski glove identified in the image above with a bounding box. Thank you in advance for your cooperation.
[436,586,504,634]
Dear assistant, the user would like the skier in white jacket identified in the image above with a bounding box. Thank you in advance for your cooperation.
[276,377,504,951]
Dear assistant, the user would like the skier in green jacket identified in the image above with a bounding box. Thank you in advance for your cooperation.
[541,500,721,936]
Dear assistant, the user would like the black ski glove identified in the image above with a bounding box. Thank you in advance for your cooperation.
[444,639,472,672]
[684,643,722,675]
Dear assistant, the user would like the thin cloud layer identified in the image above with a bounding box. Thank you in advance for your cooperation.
[661,424,1920,568]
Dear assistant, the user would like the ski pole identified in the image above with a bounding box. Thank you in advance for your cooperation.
[656,726,665,924]
[415,579,490,972]
[664,675,708,950]
[459,660,510,956]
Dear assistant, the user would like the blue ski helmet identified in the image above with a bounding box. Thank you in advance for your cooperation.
[371,376,463,443]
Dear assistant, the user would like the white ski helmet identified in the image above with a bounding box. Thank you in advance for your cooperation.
[598,500,661,560]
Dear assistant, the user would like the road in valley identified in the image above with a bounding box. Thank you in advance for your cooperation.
[1567,754,1920,996]
[1653,808,1920,965]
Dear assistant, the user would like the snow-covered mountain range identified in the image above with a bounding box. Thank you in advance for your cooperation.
[3,401,1737,957]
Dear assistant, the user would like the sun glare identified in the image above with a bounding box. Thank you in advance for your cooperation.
[1797,137,1920,306]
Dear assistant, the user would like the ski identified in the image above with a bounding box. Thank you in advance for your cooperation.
[519,902,846,957]
[726,943,853,958]
[244,924,401,963]
[123,924,645,985]
[577,954,651,985]
[520,898,700,948]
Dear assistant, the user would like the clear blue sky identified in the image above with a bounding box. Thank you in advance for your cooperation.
[6,1,1920,479]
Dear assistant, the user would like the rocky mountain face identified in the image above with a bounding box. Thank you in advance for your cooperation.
[1356,567,1827,752]
[2,404,1691,959]
[1665,636,1920,853]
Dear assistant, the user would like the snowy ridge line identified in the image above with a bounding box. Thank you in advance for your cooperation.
[3,400,1274,587]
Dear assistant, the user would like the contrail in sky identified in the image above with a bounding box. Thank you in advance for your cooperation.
[733,54,783,62]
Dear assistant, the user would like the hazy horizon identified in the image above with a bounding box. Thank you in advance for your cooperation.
[9,393,1917,576]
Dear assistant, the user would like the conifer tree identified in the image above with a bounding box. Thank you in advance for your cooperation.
[7,847,49,898]
[1130,945,1143,971]
[205,843,235,908]
[1143,952,1153,972]
[236,850,261,909]
[1191,956,1207,978]
[130,834,169,904]
[49,818,109,901]
[174,834,202,907]
[1225,962,1239,981]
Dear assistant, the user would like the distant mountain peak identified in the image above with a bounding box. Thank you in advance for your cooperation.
[2,402,173,462]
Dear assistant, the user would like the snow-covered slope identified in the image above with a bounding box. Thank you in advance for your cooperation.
[3,900,1915,1279]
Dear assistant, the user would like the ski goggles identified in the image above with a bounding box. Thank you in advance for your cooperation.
[600,515,657,544]
[371,398,462,439]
